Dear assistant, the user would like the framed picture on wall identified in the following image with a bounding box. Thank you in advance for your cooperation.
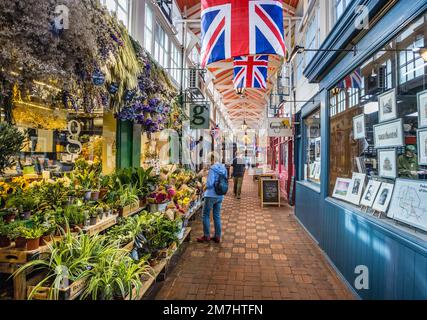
[332,178,353,201]
[417,89,427,128]
[346,172,367,205]
[378,88,397,123]
[417,129,427,166]
[378,149,397,179]
[353,114,366,140]
[372,182,395,213]
[315,137,321,160]
[387,179,427,232]
[373,119,404,148]
[360,180,382,207]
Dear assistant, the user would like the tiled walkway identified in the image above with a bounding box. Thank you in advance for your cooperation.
[155,176,354,300]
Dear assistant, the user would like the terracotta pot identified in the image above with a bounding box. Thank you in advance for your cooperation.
[15,237,27,249]
[90,191,100,201]
[99,188,108,200]
[26,238,40,251]
[40,235,53,246]
[0,236,11,248]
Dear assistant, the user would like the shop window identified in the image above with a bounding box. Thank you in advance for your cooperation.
[154,22,169,68]
[170,43,181,84]
[5,89,117,177]
[101,0,131,30]
[304,109,321,184]
[328,12,427,236]
[144,3,154,55]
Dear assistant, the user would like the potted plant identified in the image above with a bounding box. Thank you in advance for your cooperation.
[15,225,45,251]
[0,220,13,247]
[147,187,170,213]
[99,175,111,200]
[5,194,36,219]
[89,208,98,226]
[0,123,25,175]
[1,208,17,224]
[96,207,104,220]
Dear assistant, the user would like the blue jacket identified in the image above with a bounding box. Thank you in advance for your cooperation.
[204,163,227,199]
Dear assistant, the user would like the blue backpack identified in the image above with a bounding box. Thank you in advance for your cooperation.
[215,172,229,196]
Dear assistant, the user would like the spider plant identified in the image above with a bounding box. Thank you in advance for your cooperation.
[13,230,112,300]
[81,249,152,300]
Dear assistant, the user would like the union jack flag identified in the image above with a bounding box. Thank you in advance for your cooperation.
[201,0,286,68]
[233,55,269,89]
[337,68,363,89]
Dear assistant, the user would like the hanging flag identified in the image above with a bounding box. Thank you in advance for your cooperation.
[201,0,286,68]
[337,68,363,89]
[233,55,269,89]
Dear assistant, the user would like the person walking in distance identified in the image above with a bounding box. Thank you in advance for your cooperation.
[197,162,228,244]
[232,153,246,199]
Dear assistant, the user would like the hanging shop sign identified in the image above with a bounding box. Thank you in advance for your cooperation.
[261,179,281,208]
[66,120,82,156]
[190,103,210,130]
[268,117,292,137]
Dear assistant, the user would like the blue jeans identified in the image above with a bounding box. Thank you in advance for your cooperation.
[202,197,223,238]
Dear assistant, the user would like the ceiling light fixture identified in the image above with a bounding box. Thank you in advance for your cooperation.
[236,87,246,96]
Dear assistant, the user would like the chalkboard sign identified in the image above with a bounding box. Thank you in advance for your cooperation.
[261,179,281,208]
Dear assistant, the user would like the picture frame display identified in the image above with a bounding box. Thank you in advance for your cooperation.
[372,182,395,213]
[346,172,367,205]
[353,114,366,140]
[378,88,397,123]
[387,178,427,232]
[417,89,427,128]
[373,118,404,149]
[378,148,397,179]
[417,128,427,166]
[360,180,382,207]
[332,178,353,201]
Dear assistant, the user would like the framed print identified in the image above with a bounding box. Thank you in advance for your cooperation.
[355,157,366,174]
[417,128,427,165]
[332,178,352,201]
[315,137,321,160]
[372,182,395,213]
[360,180,382,207]
[346,172,367,205]
[373,119,404,149]
[387,179,427,232]
[378,88,397,123]
[314,161,321,180]
[417,89,427,128]
[378,149,397,179]
[353,114,366,140]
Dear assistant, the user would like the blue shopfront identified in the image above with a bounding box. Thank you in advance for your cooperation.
[295,0,427,300]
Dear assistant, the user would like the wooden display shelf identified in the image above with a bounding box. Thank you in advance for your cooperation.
[0,236,61,264]
[118,204,143,218]
[126,227,192,300]
[27,275,88,300]
[82,215,118,236]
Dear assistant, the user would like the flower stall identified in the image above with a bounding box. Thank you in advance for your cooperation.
[0,0,202,301]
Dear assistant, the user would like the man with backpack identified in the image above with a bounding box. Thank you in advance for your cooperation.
[197,162,228,244]
[232,153,246,199]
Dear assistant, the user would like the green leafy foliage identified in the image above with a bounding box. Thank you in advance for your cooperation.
[0,123,25,174]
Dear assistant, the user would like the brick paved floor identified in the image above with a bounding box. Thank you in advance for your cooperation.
[155,176,354,300]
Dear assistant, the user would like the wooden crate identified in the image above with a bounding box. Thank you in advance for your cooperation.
[0,241,53,264]
[27,275,88,300]
[83,216,117,236]
[119,205,142,218]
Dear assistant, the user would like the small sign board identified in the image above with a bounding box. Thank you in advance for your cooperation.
[261,179,281,208]
[190,103,210,129]
[268,117,292,137]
